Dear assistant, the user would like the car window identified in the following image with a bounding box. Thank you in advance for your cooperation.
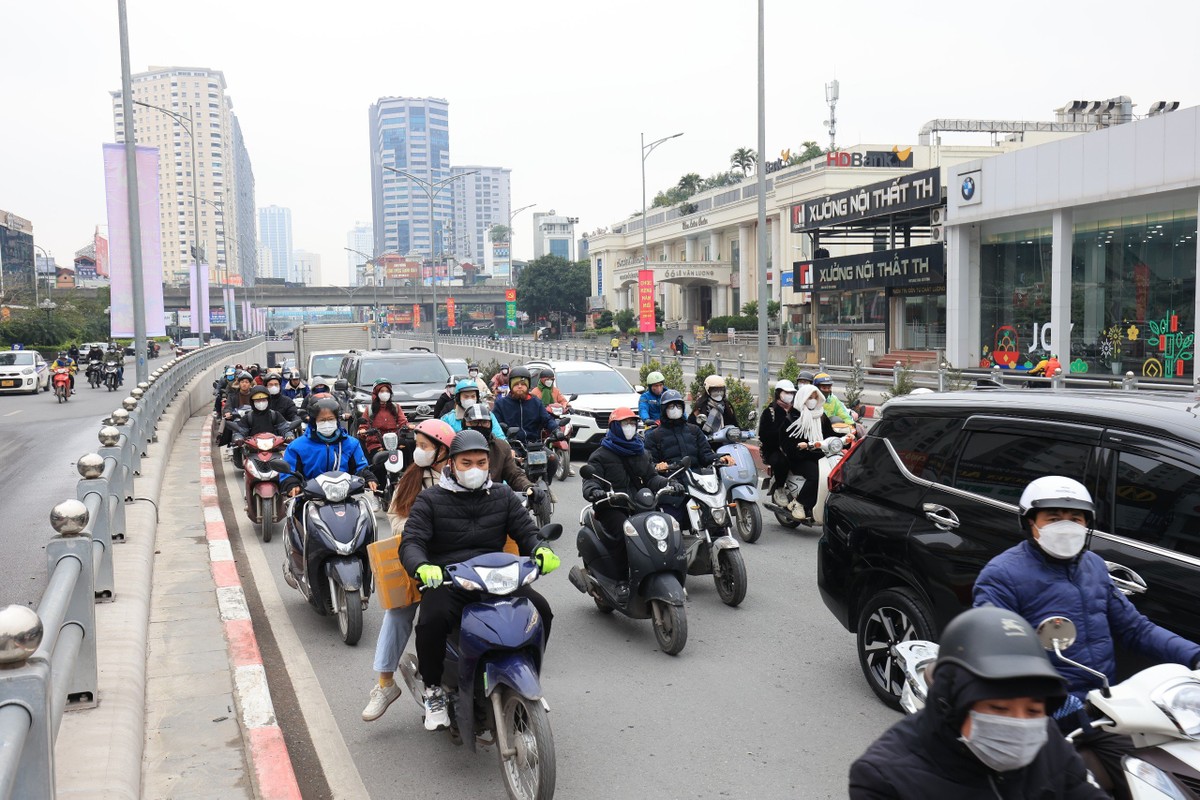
[359,357,449,385]
[0,353,34,366]
[878,415,962,482]
[310,354,346,377]
[1113,453,1200,557]
[951,431,1093,505]
[555,370,634,394]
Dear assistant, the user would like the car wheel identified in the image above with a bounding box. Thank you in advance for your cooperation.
[856,587,935,710]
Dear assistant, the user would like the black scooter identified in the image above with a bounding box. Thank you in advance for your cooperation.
[568,463,690,655]
[272,460,376,645]
[508,428,555,527]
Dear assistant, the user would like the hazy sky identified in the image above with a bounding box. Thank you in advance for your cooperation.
[3,0,1198,284]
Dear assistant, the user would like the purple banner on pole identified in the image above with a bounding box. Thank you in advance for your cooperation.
[103,144,166,337]
[199,266,211,334]
[224,287,237,331]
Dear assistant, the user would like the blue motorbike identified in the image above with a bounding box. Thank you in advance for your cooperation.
[709,423,762,543]
[399,535,561,800]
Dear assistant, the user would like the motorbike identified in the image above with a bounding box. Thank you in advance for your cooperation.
[545,404,573,482]
[240,432,289,543]
[86,358,103,389]
[759,433,851,529]
[893,617,1200,800]
[52,367,72,403]
[103,361,121,392]
[568,463,690,655]
[674,463,748,607]
[397,537,561,800]
[706,420,762,544]
[508,429,555,528]
[273,461,376,645]
[365,428,408,506]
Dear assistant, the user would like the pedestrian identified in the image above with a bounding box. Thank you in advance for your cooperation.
[629,335,638,352]
[610,335,620,355]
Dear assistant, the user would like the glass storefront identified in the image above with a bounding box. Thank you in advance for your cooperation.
[1071,211,1197,377]
[818,288,887,326]
[979,227,1053,369]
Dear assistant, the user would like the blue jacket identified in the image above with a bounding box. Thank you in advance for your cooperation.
[638,390,663,422]
[974,540,1200,698]
[493,394,558,444]
[440,409,507,440]
[281,426,371,492]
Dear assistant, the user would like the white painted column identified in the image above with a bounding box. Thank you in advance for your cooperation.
[945,224,972,367]
[737,224,751,310]
[769,217,782,304]
[1050,209,1074,365]
[715,284,727,316]
[685,236,697,263]
[709,230,721,262]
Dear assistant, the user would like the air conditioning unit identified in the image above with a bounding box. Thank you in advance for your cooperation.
[930,206,947,226]
[930,225,945,244]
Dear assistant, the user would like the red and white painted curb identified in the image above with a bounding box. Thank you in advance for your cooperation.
[200,418,302,800]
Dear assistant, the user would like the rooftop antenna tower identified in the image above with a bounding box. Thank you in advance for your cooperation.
[823,79,839,152]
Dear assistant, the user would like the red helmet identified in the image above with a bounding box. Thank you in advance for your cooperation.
[414,418,455,451]
[610,407,637,423]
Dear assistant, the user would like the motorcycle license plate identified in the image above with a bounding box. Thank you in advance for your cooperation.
[526,450,548,466]
[0,380,16,388]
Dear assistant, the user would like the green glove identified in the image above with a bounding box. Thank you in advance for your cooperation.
[416,563,444,589]
[534,546,560,575]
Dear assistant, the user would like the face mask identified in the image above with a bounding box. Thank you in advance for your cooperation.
[666,406,683,420]
[455,467,488,490]
[316,420,338,438]
[710,391,724,402]
[461,396,477,408]
[959,711,1048,772]
[501,369,509,375]
[413,447,436,467]
[805,397,821,410]
[253,400,269,411]
[780,392,795,406]
[1036,519,1089,559]
[469,370,479,378]
[267,385,280,395]
[469,425,493,441]
[621,423,639,440]
[378,392,391,403]
[543,380,554,388]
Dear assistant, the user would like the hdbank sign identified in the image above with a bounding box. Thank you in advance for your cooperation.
[826,146,914,168]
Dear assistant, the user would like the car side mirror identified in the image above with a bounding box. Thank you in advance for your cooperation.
[634,385,645,393]
[334,379,349,392]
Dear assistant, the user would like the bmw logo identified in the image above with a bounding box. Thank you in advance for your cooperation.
[961,176,976,201]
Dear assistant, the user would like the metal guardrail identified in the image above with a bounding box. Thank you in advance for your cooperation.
[0,337,262,798]
[392,332,1200,398]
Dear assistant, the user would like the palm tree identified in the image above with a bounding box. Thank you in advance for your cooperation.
[730,147,757,176]
[741,300,758,318]
[676,173,703,196]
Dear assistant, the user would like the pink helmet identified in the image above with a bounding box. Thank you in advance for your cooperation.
[414,418,455,451]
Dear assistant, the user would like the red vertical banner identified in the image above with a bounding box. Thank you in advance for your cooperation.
[638,269,656,333]
[413,304,421,329]
[446,297,456,328]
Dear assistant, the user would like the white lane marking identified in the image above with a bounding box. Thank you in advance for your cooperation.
[3,410,22,417]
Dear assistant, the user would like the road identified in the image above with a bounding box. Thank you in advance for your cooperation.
[0,356,158,608]
[217,443,897,799]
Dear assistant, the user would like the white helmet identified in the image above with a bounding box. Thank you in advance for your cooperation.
[774,379,797,395]
[1018,476,1094,523]
[704,374,726,392]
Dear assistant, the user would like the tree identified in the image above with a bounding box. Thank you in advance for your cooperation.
[516,255,590,325]
[767,300,780,321]
[794,141,823,163]
[676,173,703,196]
[613,309,635,331]
[730,147,757,176]
[741,300,758,317]
[489,224,511,243]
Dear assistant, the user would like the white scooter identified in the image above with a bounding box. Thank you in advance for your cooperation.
[759,434,850,529]
[893,617,1200,800]
[674,461,748,607]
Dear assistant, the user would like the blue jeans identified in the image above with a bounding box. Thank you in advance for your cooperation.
[373,604,418,673]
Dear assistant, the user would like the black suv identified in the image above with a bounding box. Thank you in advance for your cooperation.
[818,389,1200,709]
[334,350,450,425]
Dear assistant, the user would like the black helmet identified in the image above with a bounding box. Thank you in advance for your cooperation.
[463,403,492,426]
[449,429,490,457]
[797,370,815,384]
[237,370,253,381]
[313,397,341,416]
[264,372,283,385]
[509,366,532,383]
[935,607,1065,688]
[539,367,555,380]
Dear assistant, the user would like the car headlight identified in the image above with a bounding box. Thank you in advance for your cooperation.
[1123,757,1189,800]
[416,404,433,417]
[572,409,594,418]
[646,515,670,541]
[1153,678,1200,737]
[21,368,33,375]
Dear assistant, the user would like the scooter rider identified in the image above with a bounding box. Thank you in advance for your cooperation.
[638,371,666,422]
[359,379,412,483]
[262,373,300,423]
[535,367,569,410]
[401,429,559,731]
[581,407,673,594]
[759,381,836,522]
[104,344,125,385]
[281,399,376,498]
[52,351,77,390]
[489,363,511,394]
[647,390,731,531]
[441,378,506,439]
[691,374,739,433]
[973,476,1200,793]
[849,606,1105,799]
[814,372,856,426]
[228,386,295,444]
[493,366,563,475]
[466,363,492,402]
[281,370,310,402]
[431,376,456,420]
[462,403,541,502]
[213,367,237,417]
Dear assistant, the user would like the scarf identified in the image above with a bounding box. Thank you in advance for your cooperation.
[539,386,555,407]
[789,385,825,444]
[600,422,644,457]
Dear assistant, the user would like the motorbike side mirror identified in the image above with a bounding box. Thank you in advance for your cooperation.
[266,459,294,475]
[568,393,578,402]
[507,427,523,440]
[748,408,758,423]
[1035,616,1077,652]
[679,456,693,469]
[539,523,563,542]
[334,379,349,392]
[579,464,597,480]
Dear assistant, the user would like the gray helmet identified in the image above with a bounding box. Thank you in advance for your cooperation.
[935,606,1066,687]
[463,403,492,426]
[660,389,684,409]
[797,370,815,384]
[449,429,490,457]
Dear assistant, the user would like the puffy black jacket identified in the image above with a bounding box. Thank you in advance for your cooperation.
[581,445,668,504]
[849,663,1105,800]
[399,478,542,575]
[645,418,716,468]
[758,401,833,463]
[266,391,299,422]
[229,408,292,440]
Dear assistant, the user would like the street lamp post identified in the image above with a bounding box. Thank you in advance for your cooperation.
[344,247,383,327]
[498,202,536,286]
[31,243,50,309]
[382,165,476,354]
[195,195,236,333]
[641,132,683,331]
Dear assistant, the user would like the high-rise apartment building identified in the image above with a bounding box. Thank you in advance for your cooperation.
[111,66,254,286]
[230,115,257,285]
[258,206,292,282]
[369,97,451,262]
[293,249,322,286]
[346,222,373,286]
[450,166,511,266]
[532,211,579,261]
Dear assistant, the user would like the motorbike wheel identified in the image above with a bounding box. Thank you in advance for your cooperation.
[772,508,801,529]
[555,449,570,481]
[592,595,614,614]
[56,387,64,403]
[336,586,363,646]
[735,500,763,543]
[713,549,747,607]
[856,587,935,710]
[256,497,273,543]
[651,599,687,656]
[496,687,556,800]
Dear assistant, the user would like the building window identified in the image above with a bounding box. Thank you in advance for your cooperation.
[978,227,1053,370]
[818,289,887,326]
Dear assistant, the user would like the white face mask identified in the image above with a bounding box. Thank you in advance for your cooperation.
[543,380,554,388]
[959,711,1048,772]
[666,406,683,420]
[315,420,338,437]
[780,392,795,406]
[469,370,479,378]
[461,396,477,408]
[501,369,509,375]
[805,397,821,411]
[710,391,725,402]
[413,447,436,467]
[253,400,269,411]
[455,467,488,490]
[267,385,280,395]
[378,391,391,403]
[1036,519,1089,559]
[621,423,639,440]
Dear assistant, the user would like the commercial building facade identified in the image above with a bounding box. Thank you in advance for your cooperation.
[451,165,511,267]
[532,211,577,260]
[0,210,34,299]
[258,205,292,282]
[346,222,372,285]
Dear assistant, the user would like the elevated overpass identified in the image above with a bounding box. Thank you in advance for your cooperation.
[161,283,509,309]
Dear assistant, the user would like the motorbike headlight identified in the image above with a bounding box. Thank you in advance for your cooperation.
[1152,679,1200,737]
[1123,757,1189,800]
[454,576,484,592]
[256,438,273,451]
[475,564,520,594]
[320,478,351,503]
[646,515,670,541]
[727,429,741,442]
[710,506,728,525]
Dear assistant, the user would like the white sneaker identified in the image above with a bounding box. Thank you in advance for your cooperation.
[361,681,402,722]
[422,687,450,731]
[789,500,806,520]
[773,488,789,506]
